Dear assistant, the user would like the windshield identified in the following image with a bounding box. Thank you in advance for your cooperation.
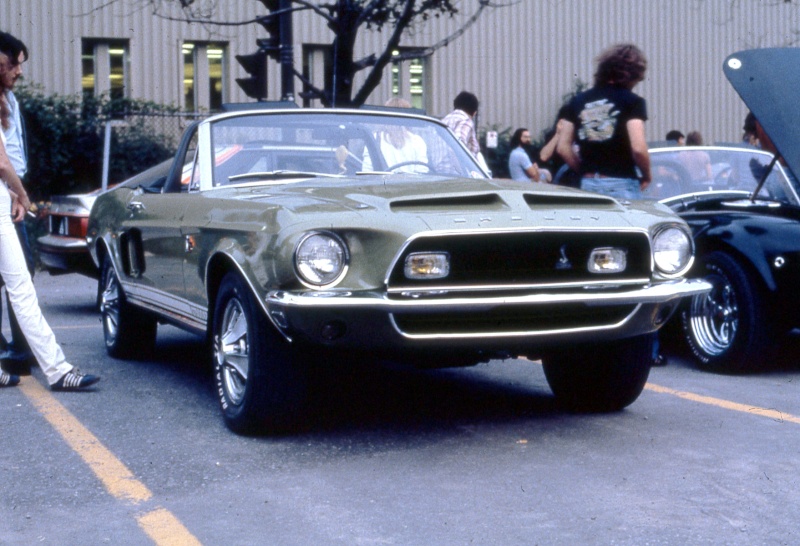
[642,146,800,205]
[207,111,487,187]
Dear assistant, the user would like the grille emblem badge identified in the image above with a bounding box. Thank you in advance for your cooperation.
[556,245,572,270]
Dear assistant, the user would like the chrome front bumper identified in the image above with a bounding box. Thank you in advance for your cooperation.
[266,278,712,350]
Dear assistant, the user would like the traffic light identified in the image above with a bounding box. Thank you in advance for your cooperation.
[236,50,268,100]
[256,13,281,61]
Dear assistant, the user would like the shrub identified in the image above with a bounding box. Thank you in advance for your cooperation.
[15,85,179,199]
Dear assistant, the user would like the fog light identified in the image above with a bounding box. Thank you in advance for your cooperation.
[404,252,450,279]
[588,247,627,274]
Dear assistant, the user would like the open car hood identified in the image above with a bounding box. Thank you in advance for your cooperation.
[724,48,800,180]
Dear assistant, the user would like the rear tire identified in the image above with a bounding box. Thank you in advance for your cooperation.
[213,273,308,434]
[542,334,653,412]
[100,255,157,358]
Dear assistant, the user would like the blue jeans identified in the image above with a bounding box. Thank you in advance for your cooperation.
[581,176,642,200]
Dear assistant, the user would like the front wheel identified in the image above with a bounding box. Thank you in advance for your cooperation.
[100,255,157,358]
[681,251,770,372]
[542,334,653,412]
[213,273,308,434]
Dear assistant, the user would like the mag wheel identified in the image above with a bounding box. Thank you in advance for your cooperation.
[213,273,308,434]
[100,255,157,358]
[542,334,653,412]
[682,251,770,372]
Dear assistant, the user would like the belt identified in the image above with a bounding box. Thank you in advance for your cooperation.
[582,172,610,178]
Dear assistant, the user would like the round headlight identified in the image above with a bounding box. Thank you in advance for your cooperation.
[653,225,693,276]
[294,231,349,287]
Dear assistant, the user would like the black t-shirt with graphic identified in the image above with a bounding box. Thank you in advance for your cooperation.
[564,85,647,179]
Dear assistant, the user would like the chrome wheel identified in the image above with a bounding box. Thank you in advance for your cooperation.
[99,255,157,358]
[686,271,738,357]
[682,251,768,371]
[213,273,309,434]
[216,297,250,407]
[101,264,121,346]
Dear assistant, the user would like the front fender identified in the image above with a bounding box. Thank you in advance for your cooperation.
[691,213,800,293]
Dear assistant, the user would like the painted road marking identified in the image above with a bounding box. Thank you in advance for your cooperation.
[646,382,800,424]
[19,378,202,546]
[138,508,203,546]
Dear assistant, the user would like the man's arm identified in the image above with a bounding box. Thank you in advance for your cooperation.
[524,163,542,181]
[0,138,30,211]
[540,119,566,163]
[627,118,651,187]
[555,120,581,172]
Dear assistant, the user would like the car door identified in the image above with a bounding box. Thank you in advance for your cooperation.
[115,126,200,327]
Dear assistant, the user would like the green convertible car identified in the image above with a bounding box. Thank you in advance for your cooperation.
[87,105,710,433]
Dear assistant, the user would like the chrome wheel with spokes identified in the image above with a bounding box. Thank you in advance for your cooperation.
[685,271,738,358]
[682,251,769,372]
[213,272,309,434]
[216,297,249,407]
[100,255,157,358]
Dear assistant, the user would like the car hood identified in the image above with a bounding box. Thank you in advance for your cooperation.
[724,48,800,179]
[224,175,666,230]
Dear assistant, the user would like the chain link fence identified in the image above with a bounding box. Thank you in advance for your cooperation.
[102,111,207,190]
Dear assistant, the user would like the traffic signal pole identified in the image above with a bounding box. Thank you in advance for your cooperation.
[279,0,294,102]
[237,0,294,102]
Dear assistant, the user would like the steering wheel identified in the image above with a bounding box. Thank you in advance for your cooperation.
[385,160,430,173]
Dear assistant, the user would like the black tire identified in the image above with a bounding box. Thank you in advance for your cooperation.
[542,334,653,412]
[99,255,157,358]
[213,273,308,434]
[681,251,770,372]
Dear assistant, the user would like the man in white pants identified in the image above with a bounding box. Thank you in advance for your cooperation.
[0,32,99,390]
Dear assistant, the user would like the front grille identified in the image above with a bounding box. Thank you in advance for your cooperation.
[387,230,651,290]
[392,303,637,336]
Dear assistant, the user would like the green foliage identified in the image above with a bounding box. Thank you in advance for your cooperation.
[14,84,178,199]
[479,125,513,178]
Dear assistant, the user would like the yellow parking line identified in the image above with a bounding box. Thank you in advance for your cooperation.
[645,382,800,424]
[138,508,203,546]
[18,378,202,545]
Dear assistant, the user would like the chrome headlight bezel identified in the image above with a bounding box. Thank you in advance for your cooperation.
[652,224,694,278]
[293,231,350,289]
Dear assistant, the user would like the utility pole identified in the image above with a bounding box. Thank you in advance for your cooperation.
[278,0,294,102]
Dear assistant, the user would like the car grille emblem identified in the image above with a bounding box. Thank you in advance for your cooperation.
[556,244,572,270]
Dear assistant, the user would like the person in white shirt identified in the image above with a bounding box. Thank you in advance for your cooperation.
[0,31,35,370]
[363,98,429,174]
[0,32,99,390]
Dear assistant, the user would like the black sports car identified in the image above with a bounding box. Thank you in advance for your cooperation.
[642,48,800,371]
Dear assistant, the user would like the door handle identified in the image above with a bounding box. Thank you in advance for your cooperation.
[127,201,145,213]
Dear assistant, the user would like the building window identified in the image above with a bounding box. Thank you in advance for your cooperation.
[82,39,129,100]
[183,42,227,112]
[391,50,427,111]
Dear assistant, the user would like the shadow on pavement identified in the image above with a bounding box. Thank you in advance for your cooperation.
[148,328,560,435]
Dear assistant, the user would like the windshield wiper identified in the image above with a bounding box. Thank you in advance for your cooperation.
[228,170,340,182]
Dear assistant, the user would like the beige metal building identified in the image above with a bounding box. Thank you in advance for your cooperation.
[2,0,799,144]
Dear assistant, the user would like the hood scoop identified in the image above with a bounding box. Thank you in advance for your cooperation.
[390,193,508,212]
[523,193,617,208]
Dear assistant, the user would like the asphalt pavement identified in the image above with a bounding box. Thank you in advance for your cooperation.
[3,273,800,545]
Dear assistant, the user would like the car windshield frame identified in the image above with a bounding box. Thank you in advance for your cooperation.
[642,145,800,206]
[192,109,488,192]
